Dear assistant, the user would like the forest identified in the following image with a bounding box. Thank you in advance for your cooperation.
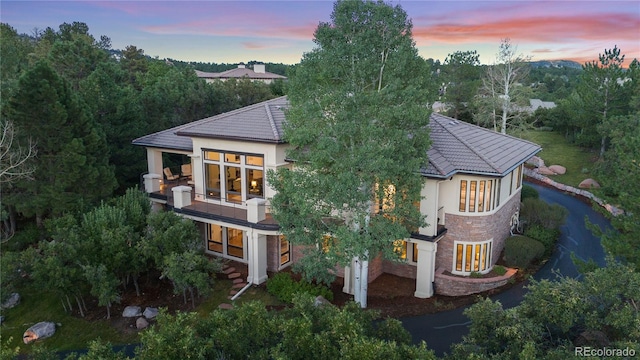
[1,12,639,358]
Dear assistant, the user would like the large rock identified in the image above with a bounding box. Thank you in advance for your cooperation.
[526,156,545,168]
[548,165,566,175]
[23,322,56,344]
[579,178,600,189]
[1,293,20,310]
[143,307,159,320]
[122,306,142,318]
[314,295,332,307]
[136,317,149,330]
[536,166,556,176]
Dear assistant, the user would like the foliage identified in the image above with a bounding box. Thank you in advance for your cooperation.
[492,265,507,276]
[441,50,481,122]
[161,250,221,308]
[451,262,640,359]
[266,272,333,303]
[520,197,568,230]
[142,211,201,268]
[520,184,539,200]
[503,236,545,268]
[523,224,560,256]
[268,0,434,306]
[475,38,531,134]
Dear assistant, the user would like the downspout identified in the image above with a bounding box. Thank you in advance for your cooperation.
[231,281,253,301]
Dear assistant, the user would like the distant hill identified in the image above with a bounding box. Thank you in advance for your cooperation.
[529,60,582,69]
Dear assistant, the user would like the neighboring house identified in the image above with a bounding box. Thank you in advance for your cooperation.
[132,96,541,298]
[528,98,556,112]
[195,64,287,84]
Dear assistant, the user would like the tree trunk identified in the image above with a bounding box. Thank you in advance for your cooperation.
[106,302,111,319]
[61,298,68,313]
[183,289,187,305]
[65,295,73,313]
[133,275,141,297]
[189,287,195,309]
[75,295,85,317]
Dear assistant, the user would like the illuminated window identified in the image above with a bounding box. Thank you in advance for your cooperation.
[459,181,467,212]
[206,224,245,260]
[516,164,523,189]
[477,181,485,212]
[469,181,477,212]
[485,181,492,212]
[279,236,291,266]
[203,150,264,203]
[453,239,493,275]
[393,240,407,260]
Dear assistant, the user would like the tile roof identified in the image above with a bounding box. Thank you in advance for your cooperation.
[132,97,540,178]
[195,68,286,80]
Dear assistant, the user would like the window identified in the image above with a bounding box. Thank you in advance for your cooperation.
[485,181,492,212]
[516,164,523,189]
[393,240,407,260]
[495,179,501,208]
[279,236,291,266]
[412,243,418,263]
[477,181,485,212]
[459,181,467,212]
[207,224,245,260]
[203,150,264,203]
[453,239,493,275]
[469,181,477,212]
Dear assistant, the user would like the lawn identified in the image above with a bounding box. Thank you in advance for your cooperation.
[1,278,283,356]
[519,130,600,188]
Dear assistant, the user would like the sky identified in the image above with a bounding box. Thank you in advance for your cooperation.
[2,0,639,66]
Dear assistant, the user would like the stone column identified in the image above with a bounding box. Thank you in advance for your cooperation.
[146,148,164,176]
[414,241,437,298]
[171,186,192,209]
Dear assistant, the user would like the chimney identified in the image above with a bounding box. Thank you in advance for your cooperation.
[254,64,265,73]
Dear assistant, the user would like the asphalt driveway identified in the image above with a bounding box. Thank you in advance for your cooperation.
[401,182,610,357]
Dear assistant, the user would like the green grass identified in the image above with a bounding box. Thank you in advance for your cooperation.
[519,130,599,187]
[2,278,282,355]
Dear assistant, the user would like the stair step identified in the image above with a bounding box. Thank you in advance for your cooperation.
[223,267,236,275]
[228,272,241,279]
[233,278,244,284]
[218,303,233,310]
[232,282,247,289]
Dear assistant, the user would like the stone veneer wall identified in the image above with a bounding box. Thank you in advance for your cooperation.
[382,260,417,279]
[434,267,517,296]
[436,192,521,272]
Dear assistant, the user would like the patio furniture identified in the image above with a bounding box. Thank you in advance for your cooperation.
[163,167,179,181]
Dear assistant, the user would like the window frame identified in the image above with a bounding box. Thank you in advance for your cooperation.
[206,224,247,262]
[452,239,493,275]
[202,149,265,204]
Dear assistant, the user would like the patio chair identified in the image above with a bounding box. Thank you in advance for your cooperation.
[163,167,179,181]
[181,163,192,179]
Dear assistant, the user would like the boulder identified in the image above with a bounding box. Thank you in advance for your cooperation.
[1,293,20,310]
[314,295,332,307]
[526,156,545,168]
[548,165,566,175]
[143,307,159,320]
[536,166,556,176]
[136,317,149,330]
[122,306,142,318]
[23,322,56,344]
[579,178,600,189]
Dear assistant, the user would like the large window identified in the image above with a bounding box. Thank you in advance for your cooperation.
[453,239,493,275]
[459,179,498,213]
[207,224,245,260]
[203,150,264,203]
[393,240,418,264]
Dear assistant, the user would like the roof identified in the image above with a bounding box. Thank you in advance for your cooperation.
[131,97,288,149]
[195,68,286,81]
[132,97,541,178]
[423,113,541,178]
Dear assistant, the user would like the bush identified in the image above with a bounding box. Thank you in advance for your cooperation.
[524,224,560,255]
[520,184,539,200]
[503,236,545,269]
[266,272,333,303]
[520,198,568,229]
[493,265,507,276]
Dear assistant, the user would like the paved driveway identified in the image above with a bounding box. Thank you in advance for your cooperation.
[401,182,610,357]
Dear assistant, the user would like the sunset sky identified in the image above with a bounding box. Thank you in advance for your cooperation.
[3,1,639,66]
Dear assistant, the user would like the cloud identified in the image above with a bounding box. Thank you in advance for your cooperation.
[413,13,639,45]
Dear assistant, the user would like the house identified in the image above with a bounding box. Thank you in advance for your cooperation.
[195,64,287,84]
[132,96,541,298]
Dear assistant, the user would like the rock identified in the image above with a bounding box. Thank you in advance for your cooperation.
[536,166,556,175]
[579,178,600,189]
[314,295,332,307]
[548,165,566,175]
[143,307,159,320]
[23,322,56,344]
[136,317,149,330]
[122,306,142,318]
[1,293,20,310]
[526,156,545,168]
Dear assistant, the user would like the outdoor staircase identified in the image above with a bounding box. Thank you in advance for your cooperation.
[218,264,247,310]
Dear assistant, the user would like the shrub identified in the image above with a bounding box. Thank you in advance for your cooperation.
[266,272,333,303]
[503,236,545,269]
[493,265,507,276]
[469,272,483,278]
[520,198,568,229]
[520,184,539,200]
[524,224,560,255]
